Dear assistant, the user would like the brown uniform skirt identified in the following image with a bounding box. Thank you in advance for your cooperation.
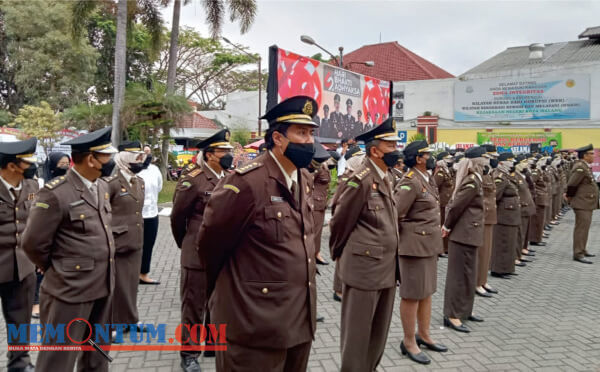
[398,255,437,300]
[443,241,477,319]
[528,205,545,242]
[477,224,494,287]
[490,224,517,274]
[113,248,143,324]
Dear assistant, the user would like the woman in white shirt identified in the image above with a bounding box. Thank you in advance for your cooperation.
[138,146,163,284]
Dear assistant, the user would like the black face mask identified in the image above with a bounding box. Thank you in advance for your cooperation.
[446,162,454,169]
[219,153,234,170]
[283,140,315,169]
[23,163,37,179]
[129,163,144,174]
[483,165,491,175]
[425,156,436,170]
[541,165,547,171]
[328,164,336,170]
[402,165,409,172]
[509,166,516,173]
[94,155,116,177]
[530,163,537,169]
[142,155,152,170]
[52,166,68,178]
[382,150,403,167]
[490,158,499,169]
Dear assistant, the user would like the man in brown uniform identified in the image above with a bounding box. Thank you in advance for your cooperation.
[105,141,145,338]
[329,118,401,372]
[515,154,536,262]
[0,138,38,372]
[566,144,599,264]
[196,96,318,371]
[310,142,331,265]
[528,155,549,246]
[434,151,455,257]
[23,127,117,372]
[171,129,233,371]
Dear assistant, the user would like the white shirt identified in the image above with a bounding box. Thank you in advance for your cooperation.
[336,147,347,176]
[0,175,21,201]
[414,168,430,183]
[71,168,97,191]
[138,164,163,218]
[368,158,388,181]
[269,151,297,191]
[206,163,225,179]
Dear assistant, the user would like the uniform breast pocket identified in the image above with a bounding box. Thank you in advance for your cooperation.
[264,205,291,242]
[0,203,12,223]
[69,206,91,233]
[367,198,385,228]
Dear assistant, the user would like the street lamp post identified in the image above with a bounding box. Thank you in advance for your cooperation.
[221,37,263,137]
[300,35,342,67]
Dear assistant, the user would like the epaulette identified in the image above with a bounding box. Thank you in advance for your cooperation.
[188,168,202,178]
[104,174,119,183]
[470,174,476,180]
[355,167,370,180]
[185,163,196,171]
[405,171,414,179]
[45,176,67,190]
[235,162,263,174]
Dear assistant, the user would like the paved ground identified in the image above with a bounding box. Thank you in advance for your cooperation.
[2,209,600,371]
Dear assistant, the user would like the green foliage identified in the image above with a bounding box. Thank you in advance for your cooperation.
[0,110,13,126]
[409,133,427,143]
[423,111,432,116]
[10,101,63,154]
[158,180,177,204]
[230,124,251,146]
[2,1,99,111]
[62,103,113,131]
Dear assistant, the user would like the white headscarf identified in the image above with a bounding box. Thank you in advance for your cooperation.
[346,154,365,173]
[451,157,486,201]
[115,151,145,177]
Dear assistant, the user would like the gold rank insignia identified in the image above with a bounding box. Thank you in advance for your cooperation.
[105,192,109,200]
[306,185,310,194]
[225,131,231,141]
[28,193,35,200]
[302,100,313,115]
[372,183,377,190]
[121,188,126,192]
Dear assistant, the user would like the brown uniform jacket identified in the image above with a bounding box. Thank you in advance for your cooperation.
[567,160,599,210]
[515,172,536,216]
[106,171,144,253]
[390,167,403,187]
[329,159,399,290]
[395,169,443,257]
[444,172,484,247]
[434,166,455,207]
[22,170,115,303]
[312,163,330,212]
[531,168,549,206]
[197,153,316,349]
[0,178,37,283]
[550,167,560,195]
[171,162,219,270]
[494,171,521,226]
[482,173,497,225]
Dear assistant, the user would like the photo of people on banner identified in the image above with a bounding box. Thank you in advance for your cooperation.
[267,47,391,140]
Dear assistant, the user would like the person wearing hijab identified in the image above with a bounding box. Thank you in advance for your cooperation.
[43,152,70,182]
[515,155,537,263]
[442,146,487,333]
[310,142,332,265]
[104,141,146,334]
[528,155,549,246]
[434,151,455,258]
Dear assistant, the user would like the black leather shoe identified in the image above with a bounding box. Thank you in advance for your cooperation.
[476,289,492,297]
[584,253,596,257]
[12,364,35,372]
[530,242,546,246]
[515,262,526,267]
[438,253,448,258]
[139,279,161,285]
[468,314,484,322]
[574,257,593,264]
[181,356,202,372]
[544,226,552,231]
[444,317,470,333]
[400,341,431,365]
[523,252,535,256]
[316,257,329,265]
[483,285,498,294]
[506,272,518,276]
[527,248,537,253]
[490,272,510,279]
[520,258,532,263]
[316,315,325,322]
[333,292,342,302]
[416,335,448,352]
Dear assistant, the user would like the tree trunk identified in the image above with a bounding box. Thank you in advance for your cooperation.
[111,0,127,147]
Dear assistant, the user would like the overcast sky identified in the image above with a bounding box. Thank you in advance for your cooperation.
[165,1,600,76]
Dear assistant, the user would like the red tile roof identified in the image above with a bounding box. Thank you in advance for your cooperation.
[342,42,454,81]
[177,111,219,129]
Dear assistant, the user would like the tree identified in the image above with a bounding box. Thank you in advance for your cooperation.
[0,110,13,126]
[1,1,99,112]
[62,103,113,131]
[10,101,63,156]
[409,133,427,143]
[230,123,251,146]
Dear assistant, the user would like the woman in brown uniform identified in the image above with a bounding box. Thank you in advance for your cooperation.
[442,146,487,333]
[395,140,448,365]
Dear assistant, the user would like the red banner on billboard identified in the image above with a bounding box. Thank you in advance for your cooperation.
[268,46,391,142]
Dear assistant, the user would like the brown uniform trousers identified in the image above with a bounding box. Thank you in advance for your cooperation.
[550,167,561,219]
[490,171,521,274]
[543,170,553,225]
[443,172,484,320]
[23,170,115,372]
[171,162,219,358]
[434,167,455,254]
[197,153,317,371]
[105,171,144,325]
[516,172,536,254]
[312,163,330,256]
[330,159,399,372]
[528,168,548,243]
[478,173,496,287]
[0,178,37,371]
[567,161,599,259]
[330,170,355,295]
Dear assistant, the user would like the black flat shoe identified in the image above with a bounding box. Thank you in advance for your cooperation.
[400,341,431,365]
[584,253,596,257]
[530,242,546,246]
[520,258,532,263]
[333,292,342,302]
[483,285,498,294]
[139,279,161,285]
[181,356,202,372]
[515,262,526,267]
[416,335,448,352]
[444,317,470,333]
[468,314,484,322]
[506,272,518,276]
[574,257,593,264]
[316,257,329,265]
[476,289,492,297]
[527,248,537,253]
[523,252,535,256]
[316,315,325,322]
[490,272,510,279]
[32,312,40,319]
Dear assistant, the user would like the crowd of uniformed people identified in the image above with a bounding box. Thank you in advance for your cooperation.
[0,94,598,372]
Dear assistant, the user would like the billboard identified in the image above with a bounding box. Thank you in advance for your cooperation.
[392,85,404,121]
[267,46,391,141]
[455,75,590,122]
[477,132,562,154]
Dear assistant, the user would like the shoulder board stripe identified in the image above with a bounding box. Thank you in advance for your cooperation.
[347,181,360,188]
[235,162,263,174]
[223,184,240,193]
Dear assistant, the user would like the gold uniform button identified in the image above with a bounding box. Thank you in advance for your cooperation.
[136,212,140,215]
[277,211,282,218]
[308,258,311,263]
[75,265,81,270]
[261,288,268,294]
[104,224,108,228]
[110,258,113,262]
[15,207,18,211]
[422,231,426,235]
[137,224,141,227]
[15,220,18,224]
[80,214,85,219]
[308,282,312,287]
[303,234,307,240]
[365,250,370,256]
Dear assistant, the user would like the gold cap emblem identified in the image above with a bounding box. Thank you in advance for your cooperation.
[225,131,231,141]
[302,100,313,116]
